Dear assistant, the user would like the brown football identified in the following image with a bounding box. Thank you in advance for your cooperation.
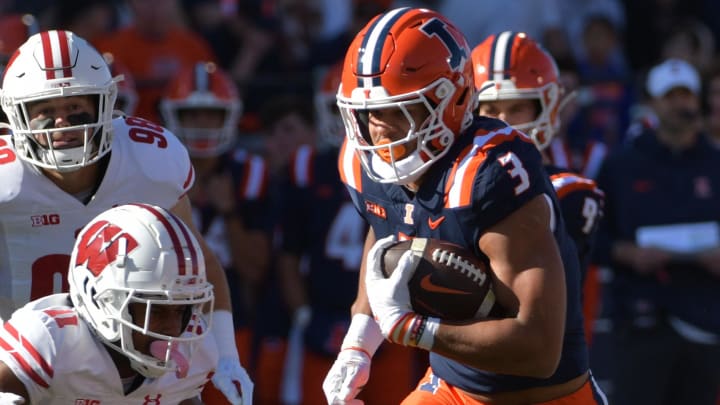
[380,238,496,320]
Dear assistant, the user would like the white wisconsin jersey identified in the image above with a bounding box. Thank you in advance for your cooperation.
[0,116,195,309]
[0,294,217,405]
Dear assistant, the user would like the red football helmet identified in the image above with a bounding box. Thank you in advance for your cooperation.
[337,7,475,184]
[103,53,138,116]
[471,31,564,150]
[160,62,242,157]
[315,61,344,146]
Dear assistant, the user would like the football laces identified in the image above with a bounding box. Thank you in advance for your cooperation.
[431,248,488,286]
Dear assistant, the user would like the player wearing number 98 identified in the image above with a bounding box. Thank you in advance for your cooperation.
[323,7,606,405]
[0,30,252,404]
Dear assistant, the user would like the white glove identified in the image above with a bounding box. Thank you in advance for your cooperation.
[365,235,439,350]
[210,310,254,404]
[322,314,383,405]
[323,348,370,405]
[0,393,25,404]
[280,306,312,405]
[212,357,254,405]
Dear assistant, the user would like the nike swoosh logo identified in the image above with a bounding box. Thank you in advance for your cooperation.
[420,274,472,295]
[427,215,445,230]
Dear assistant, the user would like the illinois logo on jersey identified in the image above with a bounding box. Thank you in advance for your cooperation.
[74,220,139,276]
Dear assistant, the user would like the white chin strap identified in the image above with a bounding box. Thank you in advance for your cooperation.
[370,151,427,185]
[37,146,88,170]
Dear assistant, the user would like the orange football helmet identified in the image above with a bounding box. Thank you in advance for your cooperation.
[315,61,344,146]
[160,61,242,157]
[103,53,138,116]
[337,7,475,184]
[471,31,564,150]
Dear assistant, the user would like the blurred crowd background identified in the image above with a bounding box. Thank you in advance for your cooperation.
[2,0,718,152]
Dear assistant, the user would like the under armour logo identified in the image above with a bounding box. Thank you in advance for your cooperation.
[143,394,162,405]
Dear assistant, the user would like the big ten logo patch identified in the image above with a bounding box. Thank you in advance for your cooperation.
[31,214,60,227]
[75,399,101,405]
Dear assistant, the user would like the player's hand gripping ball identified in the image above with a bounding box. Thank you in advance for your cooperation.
[380,238,497,320]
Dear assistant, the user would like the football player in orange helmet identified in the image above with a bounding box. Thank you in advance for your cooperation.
[471,31,605,342]
[160,61,269,405]
[325,8,603,405]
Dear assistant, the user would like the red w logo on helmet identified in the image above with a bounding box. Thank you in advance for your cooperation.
[74,220,139,276]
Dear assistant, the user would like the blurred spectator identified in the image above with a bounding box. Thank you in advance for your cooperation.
[93,0,216,122]
[594,58,720,405]
[258,94,317,174]
[661,18,716,76]
[557,0,625,61]
[704,63,720,147]
[568,13,635,150]
[437,0,564,47]
[622,0,707,71]
[43,0,119,41]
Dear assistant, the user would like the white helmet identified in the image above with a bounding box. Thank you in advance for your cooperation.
[68,203,214,378]
[1,30,119,171]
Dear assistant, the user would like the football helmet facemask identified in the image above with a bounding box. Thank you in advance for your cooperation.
[68,203,214,378]
[160,62,242,158]
[471,31,564,151]
[1,30,120,171]
[337,7,475,185]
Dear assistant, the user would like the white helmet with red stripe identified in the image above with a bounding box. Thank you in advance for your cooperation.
[0,30,119,171]
[68,203,214,378]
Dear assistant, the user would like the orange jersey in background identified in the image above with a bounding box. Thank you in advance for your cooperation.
[93,28,216,123]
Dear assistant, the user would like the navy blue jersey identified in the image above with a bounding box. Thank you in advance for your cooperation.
[339,116,588,393]
[277,145,367,355]
[594,131,720,333]
[547,166,605,279]
[190,148,270,329]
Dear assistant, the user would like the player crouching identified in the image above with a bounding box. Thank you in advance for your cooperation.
[0,204,218,405]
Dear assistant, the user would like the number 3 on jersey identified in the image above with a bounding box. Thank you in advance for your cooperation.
[498,151,530,195]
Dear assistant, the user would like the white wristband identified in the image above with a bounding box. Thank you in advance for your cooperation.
[416,317,440,351]
[340,314,384,357]
[211,310,240,360]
